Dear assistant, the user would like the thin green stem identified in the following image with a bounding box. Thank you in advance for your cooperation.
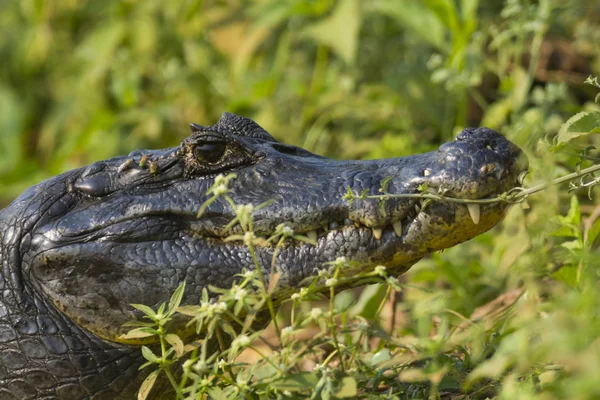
[351,163,600,205]
[516,164,600,198]
[215,323,226,353]
[329,266,345,373]
[248,345,283,372]
[374,284,392,320]
[321,348,339,368]
[163,368,182,399]
[248,243,281,339]
[158,329,183,399]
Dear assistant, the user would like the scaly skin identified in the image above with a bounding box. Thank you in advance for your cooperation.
[0,113,527,399]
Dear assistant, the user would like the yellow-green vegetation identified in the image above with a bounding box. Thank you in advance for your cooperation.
[3,0,600,399]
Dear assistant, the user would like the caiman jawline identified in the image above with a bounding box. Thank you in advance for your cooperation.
[187,199,486,245]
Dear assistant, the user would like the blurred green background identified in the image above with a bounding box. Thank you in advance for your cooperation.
[2,0,597,206]
[4,0,600,398]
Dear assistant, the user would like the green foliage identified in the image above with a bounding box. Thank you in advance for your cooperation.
[4,0,600,398]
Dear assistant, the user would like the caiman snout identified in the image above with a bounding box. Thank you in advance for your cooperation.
[425,127,527,199]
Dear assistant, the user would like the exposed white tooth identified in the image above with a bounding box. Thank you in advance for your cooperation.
[372,228,383,240]
[329,222,339,229]
[344,218,353,225]
[467,203,480,225]
[307,230,317,242]
[517,171,528,185]
[392,221,403,237]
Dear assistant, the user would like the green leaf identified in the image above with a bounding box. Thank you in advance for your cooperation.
[168,281,186,316]
[303,0,361,64]
[372,0,447,51]
[550,224,578,238]
[121,320,158,328]
[565,196,581,226]
[270,372,319,392]
[207,386,237,400]
[586,218,600,248]
[119,327,159,340]
[131,304,158,320]
[252,363,278,380]
[220,322,238,340]
[157,302,166,316]
[165,333,184,357]
[481,97,512,129]
[552,265,579,288]
[468,355,510,382]
[335,376,357,398]
[334,290,356,312]
[439,374,461,390]
[556,111,600,147]
[423,0,458,34]
[349,283,387,319]
[141,346,160,364]
[461,0,480,22]
[137,369,159,400]
[371,348,392,365]
[176,305,203,316]
[561,239,582,251]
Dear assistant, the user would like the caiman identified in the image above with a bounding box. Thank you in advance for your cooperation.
[0,113,527,399]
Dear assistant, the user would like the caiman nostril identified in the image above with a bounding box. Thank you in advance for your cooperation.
[457,127,477,140]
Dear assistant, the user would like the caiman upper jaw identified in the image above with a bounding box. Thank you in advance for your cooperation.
[66,123,525,247]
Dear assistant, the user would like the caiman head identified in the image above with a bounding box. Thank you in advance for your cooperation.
[1,113,527,343]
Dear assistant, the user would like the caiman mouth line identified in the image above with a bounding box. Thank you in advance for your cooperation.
[185,197,494,248]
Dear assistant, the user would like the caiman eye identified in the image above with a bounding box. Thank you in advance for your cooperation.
[194,141,227,164]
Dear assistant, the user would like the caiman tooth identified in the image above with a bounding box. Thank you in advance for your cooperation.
[307,230,318,242]
[466,203,480,225]
[517,171,528,185]
[344,218,353,225]
[392,221,403,237]
[415,203,421,213]
[372,228,383,240]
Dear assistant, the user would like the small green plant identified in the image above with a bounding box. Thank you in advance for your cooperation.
[126,73,600,398]
[126,93,600,398]
[120,282,187,398]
